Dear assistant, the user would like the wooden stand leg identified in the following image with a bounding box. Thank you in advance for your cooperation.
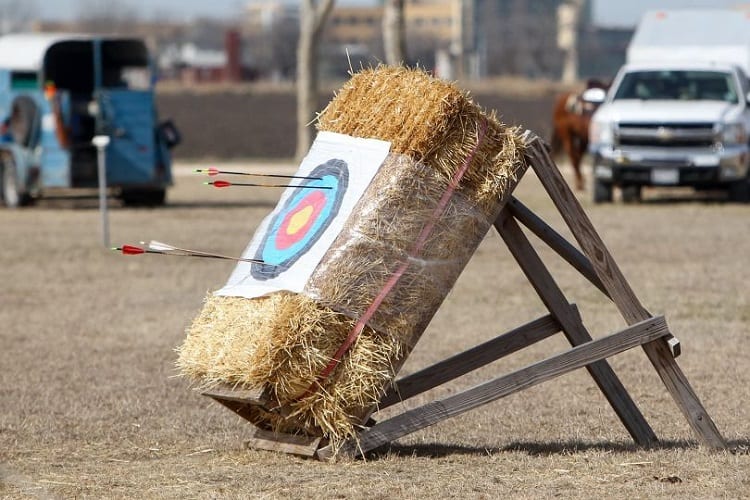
[525,136,726,449]
[495,209,658,447]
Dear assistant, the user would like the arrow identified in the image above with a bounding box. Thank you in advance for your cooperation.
[195,166,322,181]
[205,180,331,189]
[112,241,266,264]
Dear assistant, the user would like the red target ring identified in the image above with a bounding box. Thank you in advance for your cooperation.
[251,159,349,280]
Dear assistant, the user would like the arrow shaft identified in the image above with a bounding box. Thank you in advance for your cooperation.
[209,181,331,189]
[196,168,321,181]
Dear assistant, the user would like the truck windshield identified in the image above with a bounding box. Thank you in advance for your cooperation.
[613,70,738,103]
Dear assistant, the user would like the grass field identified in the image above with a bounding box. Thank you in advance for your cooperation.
[1,162,748,499]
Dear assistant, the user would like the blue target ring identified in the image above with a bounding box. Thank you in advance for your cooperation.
[251,159,349,280]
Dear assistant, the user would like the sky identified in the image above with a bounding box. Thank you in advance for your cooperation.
[32,0,749,26]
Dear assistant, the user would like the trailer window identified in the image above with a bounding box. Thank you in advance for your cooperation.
[614,70,738,103]
[44,41,95,93]
[101,40,151,90]
[10,72,38,90]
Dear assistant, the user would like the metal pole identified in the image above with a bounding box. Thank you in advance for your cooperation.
[93,135,110,248]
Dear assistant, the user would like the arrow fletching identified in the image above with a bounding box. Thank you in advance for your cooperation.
[115,244,146,255]
[113,242,266,264]
[141,240,267,264]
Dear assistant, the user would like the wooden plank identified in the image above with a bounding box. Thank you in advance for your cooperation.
[508,197,609,297]
[245,427,322,458]
[207,397,268,427]
[336,315,670,457]
[378,312,563,409]
[524,134,726,449]
[202,385,270,406]
[495,210,658,447]
[508,196,682,358]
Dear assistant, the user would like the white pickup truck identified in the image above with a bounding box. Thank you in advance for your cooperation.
[588,9,750,203]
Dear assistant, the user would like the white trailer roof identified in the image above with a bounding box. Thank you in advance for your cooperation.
[627,9,750,74]
[0,33,98,72]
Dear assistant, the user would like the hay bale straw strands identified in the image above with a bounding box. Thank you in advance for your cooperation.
[177,66,528,448]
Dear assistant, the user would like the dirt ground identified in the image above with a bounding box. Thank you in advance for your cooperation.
[1,158,748,499]
[155,85,557,160]
[1,84,749,498]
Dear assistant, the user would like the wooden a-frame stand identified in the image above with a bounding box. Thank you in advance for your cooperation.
[203,132,726,459]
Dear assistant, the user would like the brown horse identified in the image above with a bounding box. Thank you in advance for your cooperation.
[551,79,607,191]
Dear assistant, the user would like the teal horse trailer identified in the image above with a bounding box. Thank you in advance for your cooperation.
[0,34,179,207]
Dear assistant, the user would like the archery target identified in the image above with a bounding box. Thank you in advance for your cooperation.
[251,159,348,280]
[216,131,391,300]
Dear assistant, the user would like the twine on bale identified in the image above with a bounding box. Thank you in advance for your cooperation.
[302,118,490,399]
[177,66,528,449]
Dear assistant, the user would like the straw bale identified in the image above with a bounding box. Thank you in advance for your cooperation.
[177,66,527,449]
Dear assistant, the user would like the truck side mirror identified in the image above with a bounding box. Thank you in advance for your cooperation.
[582,87,606,104]
[746,91,750,105]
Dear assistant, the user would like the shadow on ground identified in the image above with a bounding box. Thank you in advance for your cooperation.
[366,438,750,459]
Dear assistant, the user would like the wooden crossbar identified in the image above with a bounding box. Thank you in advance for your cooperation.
[379,311,564,409]
[320,315,670,459]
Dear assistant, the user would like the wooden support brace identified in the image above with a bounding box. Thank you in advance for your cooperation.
[507,196,681,358]
[203,385,270,407]
[322,315,670,459]
[379,311,564,409]
[508,197,608,297]
[523,133,725,449]
[495,209,658,447]
[245,427,322,458]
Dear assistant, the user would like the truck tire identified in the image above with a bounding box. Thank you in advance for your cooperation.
[9,96,41,148]
[621,185,642,204]
[120,188,166,207]
[593,179,613,203]
[728,177,750,203]
[1,155,32,208]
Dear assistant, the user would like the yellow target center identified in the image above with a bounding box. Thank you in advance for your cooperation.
[286,205,314,235]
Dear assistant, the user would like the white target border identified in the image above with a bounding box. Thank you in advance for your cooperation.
[216,131,391,299]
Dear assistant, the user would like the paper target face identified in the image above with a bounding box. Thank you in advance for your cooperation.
[251,159,348,279]
[216,131,391,300]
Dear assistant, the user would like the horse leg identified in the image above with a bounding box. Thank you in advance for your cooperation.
[558,130,583,190]
[570,136,585,191]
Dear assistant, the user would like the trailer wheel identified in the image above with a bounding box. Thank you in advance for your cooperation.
[10,96,41,148]
[593,179,613,203]
[1,155,32,208]
[121,188,166,207]
[621,185,642,204]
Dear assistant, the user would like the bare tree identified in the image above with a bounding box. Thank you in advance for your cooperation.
[296,0,335,160]
[0,0,37,34]
[382,0,406,66]
[558,0,585,84]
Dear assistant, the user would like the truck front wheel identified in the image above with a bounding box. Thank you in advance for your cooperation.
[120,188,167,207]
[621,185,642,204]
[728,177,750,203]
[593,179,613,203]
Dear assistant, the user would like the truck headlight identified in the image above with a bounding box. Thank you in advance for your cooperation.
[590,119,614,147]
[719,123,747,145]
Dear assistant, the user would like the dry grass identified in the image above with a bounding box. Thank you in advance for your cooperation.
[0,162,748,498]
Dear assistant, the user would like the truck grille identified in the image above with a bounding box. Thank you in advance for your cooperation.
[616,122,716,147]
